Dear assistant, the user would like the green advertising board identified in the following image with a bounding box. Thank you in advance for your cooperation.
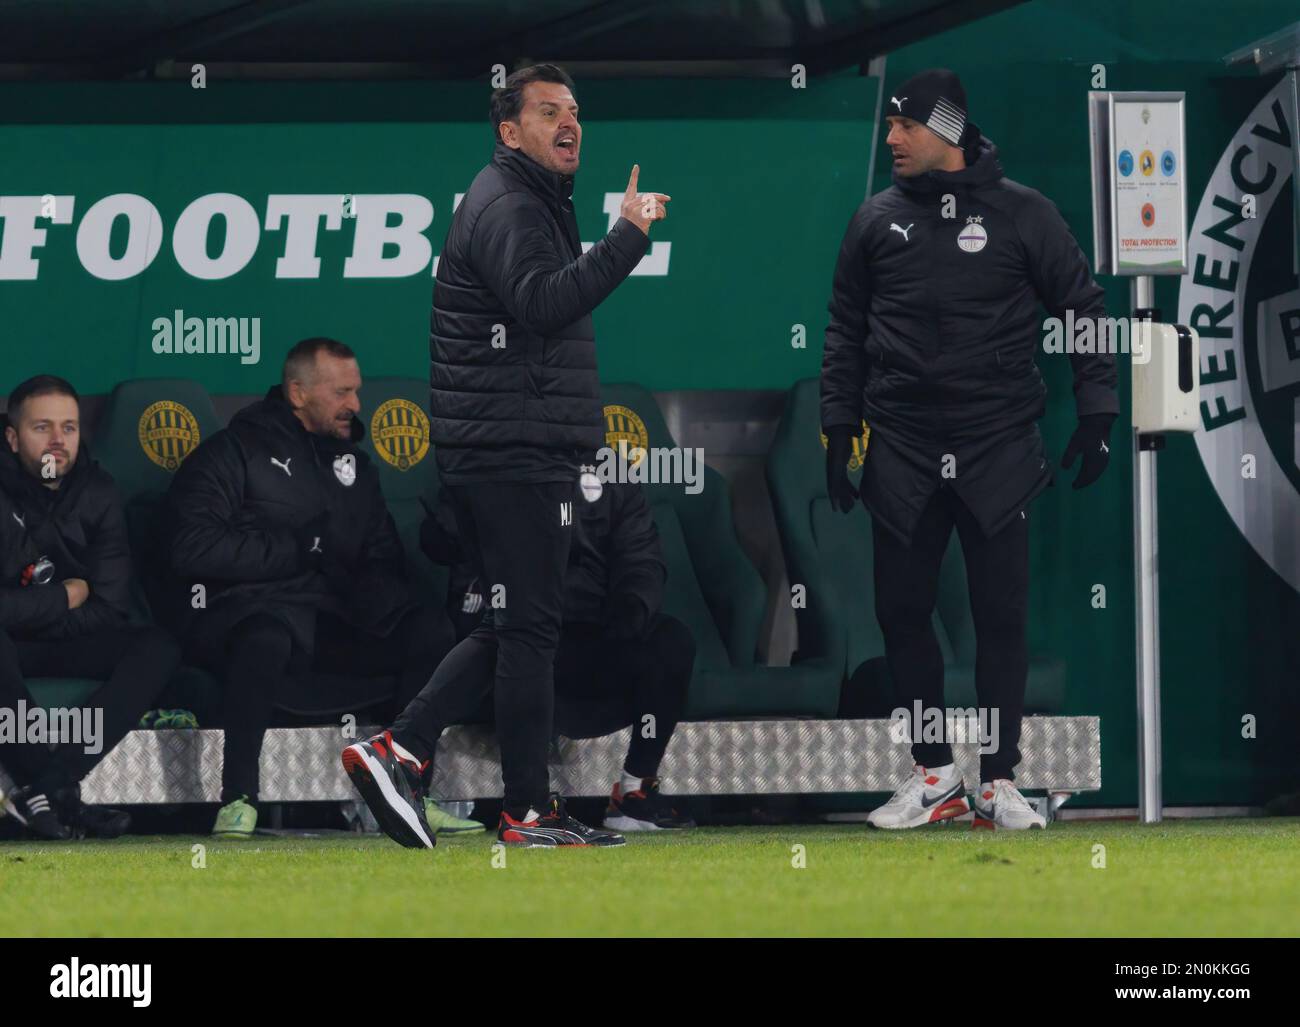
[0,77,877,394]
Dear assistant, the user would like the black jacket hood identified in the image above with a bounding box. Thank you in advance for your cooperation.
[892,134,1003,196]
[231,385,365,445]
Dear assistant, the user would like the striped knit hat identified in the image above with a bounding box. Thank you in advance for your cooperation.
[886,69,972,148]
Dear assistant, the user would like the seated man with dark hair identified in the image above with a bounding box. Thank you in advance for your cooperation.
[344,473,698,848]
[166,337,455,839]
[0,375,180,840]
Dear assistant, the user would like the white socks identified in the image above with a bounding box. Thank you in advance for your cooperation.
[390,738,420,765]
[620,770,643,795]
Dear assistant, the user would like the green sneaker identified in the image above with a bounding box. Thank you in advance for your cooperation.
[423,796,484,836]
[139,709,200,730]
[213,797,257,838]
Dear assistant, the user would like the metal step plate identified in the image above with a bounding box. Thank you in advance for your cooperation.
[68,716,1100,804]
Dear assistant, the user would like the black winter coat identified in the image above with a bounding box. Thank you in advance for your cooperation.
[820,137,1119,545]
[0,429,134,640]
[166,387,413,656]
[430,142,650,481]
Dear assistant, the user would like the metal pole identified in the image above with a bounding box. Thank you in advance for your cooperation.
[1131,275,1162,823]
[1289,67,1300,276]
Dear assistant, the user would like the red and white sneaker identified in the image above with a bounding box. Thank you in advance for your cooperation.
[972,779,1046,830]
[341,731,435,849]
[867,764,969,829]
[498,793,625,847]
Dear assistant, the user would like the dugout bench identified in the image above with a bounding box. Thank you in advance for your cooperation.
[6,377,1102,809]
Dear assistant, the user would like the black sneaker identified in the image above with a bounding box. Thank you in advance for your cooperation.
[604,778,696,831]
[13,788,71,841]
[55,785,131,839]
[342,731,435,850]
[498,793,625,847]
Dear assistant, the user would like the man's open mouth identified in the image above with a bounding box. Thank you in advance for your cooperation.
[555,133,577,155]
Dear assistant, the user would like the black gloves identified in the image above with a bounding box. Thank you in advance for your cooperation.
[418,496,466,566]
[824,425,860,513]
[296,512,331,569]
[1060,413,1117,490]
[605,593,651,641]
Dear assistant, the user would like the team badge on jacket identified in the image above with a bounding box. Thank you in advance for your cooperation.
[957,215,987,253]
[333,453,356,486]
[579,468,603,503]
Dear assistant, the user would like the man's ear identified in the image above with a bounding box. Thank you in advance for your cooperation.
[498,121,521,149]
[4,424,16,454]
[284,380,304,410]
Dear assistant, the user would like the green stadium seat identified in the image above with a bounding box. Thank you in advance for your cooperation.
[766,378,1065,716]
[23,677,99,709]
[93,378,223,631]
[599,383,840,717]
[70,379,226,720]
[356,376,447,605]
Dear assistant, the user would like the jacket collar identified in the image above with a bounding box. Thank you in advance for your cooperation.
[0,422,92,510]
[247,385,364,445]
[893,134,1003,196]
[491,141,575,208]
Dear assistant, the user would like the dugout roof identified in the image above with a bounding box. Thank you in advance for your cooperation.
[0,0,1026,79]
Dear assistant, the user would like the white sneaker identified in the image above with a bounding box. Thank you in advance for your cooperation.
[867,764,969,829]
[972,779,1046,830]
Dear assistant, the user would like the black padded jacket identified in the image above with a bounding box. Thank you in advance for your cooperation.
[166,386,413,656]
[820,136,1119,545]
[0,430,134,640]
[430,142,650,482]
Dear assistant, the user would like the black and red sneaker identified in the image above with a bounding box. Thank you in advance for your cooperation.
[603,778,695,831]
[498,793,625,847]
[342,731,435,850]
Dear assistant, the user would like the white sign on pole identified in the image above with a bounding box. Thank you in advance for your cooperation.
[1089,91,1187,276]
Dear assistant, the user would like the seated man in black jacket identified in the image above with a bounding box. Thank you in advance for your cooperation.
[344,470,698,848]
[166,337,454,839]
[0,375,180,840]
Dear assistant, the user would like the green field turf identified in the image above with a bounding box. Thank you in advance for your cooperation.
[2,818,1298,937]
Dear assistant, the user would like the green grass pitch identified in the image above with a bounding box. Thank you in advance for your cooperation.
[2,819,1298,937]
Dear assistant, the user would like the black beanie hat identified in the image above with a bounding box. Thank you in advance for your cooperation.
[887,69,973,148]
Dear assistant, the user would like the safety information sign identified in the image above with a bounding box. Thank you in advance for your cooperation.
[1089,91,1188,275]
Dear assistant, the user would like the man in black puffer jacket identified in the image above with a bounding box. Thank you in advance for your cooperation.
[167,337,454,838]
[1,376,180,840]
[411,62,669,847]
[820,70,1119,832]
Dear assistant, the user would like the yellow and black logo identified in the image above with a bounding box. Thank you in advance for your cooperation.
[604,404,649,465]
[370,398,430,471]
[138,400,201,472]
[819,420,872,471]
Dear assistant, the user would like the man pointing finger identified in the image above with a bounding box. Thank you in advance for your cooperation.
[346,64,668,850]
[622,163,671,232]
